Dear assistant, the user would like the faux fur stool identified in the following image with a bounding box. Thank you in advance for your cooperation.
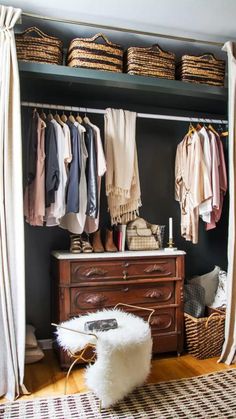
[56,308,153,408]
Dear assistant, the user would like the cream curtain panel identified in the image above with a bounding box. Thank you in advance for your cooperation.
[219,41,236,365]
[0,5,27,400]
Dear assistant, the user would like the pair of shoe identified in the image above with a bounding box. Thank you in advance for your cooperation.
[70,234,93,254]
[92,228,118,253]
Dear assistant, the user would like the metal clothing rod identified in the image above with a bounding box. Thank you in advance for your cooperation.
[21,12,223,48]
[21,101,228,124]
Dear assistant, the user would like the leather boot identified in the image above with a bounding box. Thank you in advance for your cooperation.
[92,229,104,253]
[105,228,118,252]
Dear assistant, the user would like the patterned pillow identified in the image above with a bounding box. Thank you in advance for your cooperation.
[189,266,220,306]
[184,283,205,318]
[210,269,227,309]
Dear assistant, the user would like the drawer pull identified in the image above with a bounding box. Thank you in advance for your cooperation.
[123,270,128,280]
[84,293,107,307]
[150,315,173,329]
[145,289,162,299]
[123,287,129,292]
[122,262,130,268]
[144,264,171,276]
[84,267,108,277]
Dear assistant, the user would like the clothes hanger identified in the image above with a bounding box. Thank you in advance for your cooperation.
[76,110,83,124]
[40,107,47,121]
[220,120,229,137]
[83,108,91,124]
[47,109,54,121]
[208,122,219,136]
[68,111,75,123]
[61,110,67,123]
[186,121,196,136]
[54,108,64,127]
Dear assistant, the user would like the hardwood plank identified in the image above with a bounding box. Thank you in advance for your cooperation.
[1,350,235,404]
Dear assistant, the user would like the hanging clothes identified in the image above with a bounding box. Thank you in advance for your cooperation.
[45,120,60,208]
[198,126,212,223]
[24,113,46,226]
[60,122,88,234]
[104,108,141,224]
[175,131,212,244]
[65,120,81,213]
[206,132,227,230]
[83,122,98,218]
[25,111,38,186]
[45,119,71,226]
[84,120,106,234]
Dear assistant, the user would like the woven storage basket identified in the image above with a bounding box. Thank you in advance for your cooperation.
[184,310,225,359]
[176,53,225,86]
[125,44,175,79]
[67,33,123,73]
[16,27,63,65]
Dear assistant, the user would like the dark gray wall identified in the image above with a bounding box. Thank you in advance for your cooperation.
[22,110,228,339]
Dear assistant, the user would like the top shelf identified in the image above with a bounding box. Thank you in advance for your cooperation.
[19,61,227,115]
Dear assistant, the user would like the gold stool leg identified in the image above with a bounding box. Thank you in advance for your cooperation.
[64,357,80,395]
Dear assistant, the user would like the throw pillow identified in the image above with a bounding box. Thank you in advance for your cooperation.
[25,345,44,364]
[189,265,220,306]
[184,283,205,317]
[26,324,38,349]
[210,269,227,308]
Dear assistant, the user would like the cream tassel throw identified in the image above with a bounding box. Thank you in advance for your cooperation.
[104,108,142,224]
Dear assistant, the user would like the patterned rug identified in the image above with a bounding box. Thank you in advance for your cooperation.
[1,369,236,419]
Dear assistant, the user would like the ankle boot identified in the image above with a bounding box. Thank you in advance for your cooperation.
[92,229,104,253]
[105,228,118,252]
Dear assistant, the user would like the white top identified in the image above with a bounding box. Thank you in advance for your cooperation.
[51,249,186,259]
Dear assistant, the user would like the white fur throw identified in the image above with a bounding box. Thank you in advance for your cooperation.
[56,309,152,408]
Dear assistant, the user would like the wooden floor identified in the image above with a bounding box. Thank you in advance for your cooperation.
[1,350,236,404]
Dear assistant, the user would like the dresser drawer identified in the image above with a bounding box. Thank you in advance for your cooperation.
[71,258,176,283]
[70,282,175,312]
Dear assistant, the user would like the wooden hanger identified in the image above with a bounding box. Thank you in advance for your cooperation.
[61,111,67,123]
[208,124,219,137]
[40,108,47,121]
[76,112,83,124]
[47,110,54,121]
[54,110,64,127]
[69,112,75,123]
[187,122,196,136]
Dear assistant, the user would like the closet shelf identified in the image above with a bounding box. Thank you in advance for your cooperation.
[19,61,227,115]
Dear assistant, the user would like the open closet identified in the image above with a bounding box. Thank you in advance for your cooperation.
[17,15,228,360]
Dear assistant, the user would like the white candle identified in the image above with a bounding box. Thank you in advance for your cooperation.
[169,217,173,240]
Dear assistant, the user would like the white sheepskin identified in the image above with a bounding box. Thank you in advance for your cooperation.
[56,309,152,408]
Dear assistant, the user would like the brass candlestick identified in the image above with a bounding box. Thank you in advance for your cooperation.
[165,238,177,251]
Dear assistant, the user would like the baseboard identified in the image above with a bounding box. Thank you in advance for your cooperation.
[38,339,53,350]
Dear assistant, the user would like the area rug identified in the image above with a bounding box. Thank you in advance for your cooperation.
[1,369,236,419]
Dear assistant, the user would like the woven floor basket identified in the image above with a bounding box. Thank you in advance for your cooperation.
[16,27,63,65]
[67,33,123,73]
[125,44,175,79]
[176,53,225,86]
[184,311,225,359]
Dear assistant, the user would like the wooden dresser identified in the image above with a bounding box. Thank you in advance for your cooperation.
[51,250,185,368]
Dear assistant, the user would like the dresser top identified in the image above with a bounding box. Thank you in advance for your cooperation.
[51,249,186,260]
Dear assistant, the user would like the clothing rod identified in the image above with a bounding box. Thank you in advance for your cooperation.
[21,102,228,124]
[21,12,223,48]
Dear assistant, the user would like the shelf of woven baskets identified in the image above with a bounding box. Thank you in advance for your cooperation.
[18,61,227,114]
